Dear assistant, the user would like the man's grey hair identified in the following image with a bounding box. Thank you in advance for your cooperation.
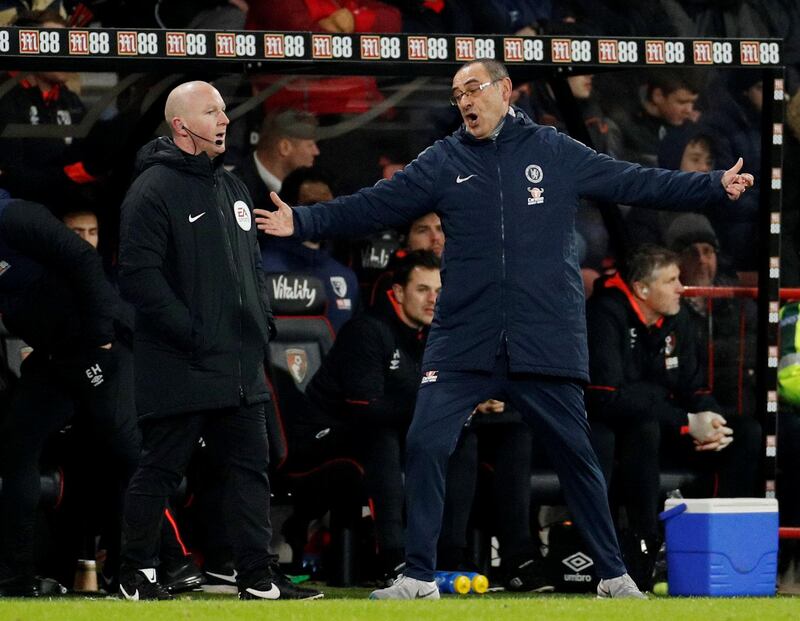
[622,244,680,286]
[458,59,509,82]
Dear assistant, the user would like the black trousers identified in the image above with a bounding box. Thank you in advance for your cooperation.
[591,414,762,538]
[476,420,538,560]
[0,345,140,579]
[287,422,478,561]
[121,403,274,586]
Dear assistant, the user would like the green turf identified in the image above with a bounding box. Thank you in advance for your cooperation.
[0,588,798,621]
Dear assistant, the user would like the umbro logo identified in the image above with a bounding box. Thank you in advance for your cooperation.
[562,552,594,573]
[189,212,206,223]
[456,174,476,184]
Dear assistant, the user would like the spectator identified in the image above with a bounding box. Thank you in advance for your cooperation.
[702,71,763,270]
[613,70,702,166]
[262,167,359,333]
[235,110,320,212]
[665,213,757,417]
[0,10,145,213]
[550,0,677,37]
[781,86,800,286]
[0,195,138,597]
[586,244,761,589]
[247,0,401,32]
[369,212,443,310]
[117,81,321,601]
[304,250,478,583]
[625,123,718,247]
[0,1,65,25]
[0,11,92,207]
[153,0,249,29]
[62,209,99,250]
[531,74,623,157]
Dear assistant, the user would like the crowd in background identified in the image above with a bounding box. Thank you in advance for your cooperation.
[1,0,800,596]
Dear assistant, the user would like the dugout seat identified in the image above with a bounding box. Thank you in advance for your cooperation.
[264,272,363,586]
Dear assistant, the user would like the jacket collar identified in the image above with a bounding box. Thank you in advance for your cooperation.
[455,106,533,145]
[604,272,664,329]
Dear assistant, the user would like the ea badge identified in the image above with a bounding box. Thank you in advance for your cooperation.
[525,164,543,183]
[233,200,251,231]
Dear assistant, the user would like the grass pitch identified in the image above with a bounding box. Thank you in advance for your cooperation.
[0,587,798,621]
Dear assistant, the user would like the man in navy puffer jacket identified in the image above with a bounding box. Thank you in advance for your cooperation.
[256,60,754,599]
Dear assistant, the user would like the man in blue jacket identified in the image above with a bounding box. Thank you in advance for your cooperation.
[256,60,754,599]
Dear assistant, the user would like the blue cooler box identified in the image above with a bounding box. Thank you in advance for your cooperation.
[660,498,778,596]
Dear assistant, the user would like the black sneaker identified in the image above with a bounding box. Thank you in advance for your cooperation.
[503,556,555,593]
[161,556,206,593]
[203,563,238,594]
[239,570,323,601]
[0,575,67,597]
[119,568,173,600]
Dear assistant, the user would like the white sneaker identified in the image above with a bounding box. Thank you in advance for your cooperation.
[369,575,440,600]
[597,573,647,599]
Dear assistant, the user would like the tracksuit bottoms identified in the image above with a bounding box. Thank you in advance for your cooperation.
[403,350,627,581]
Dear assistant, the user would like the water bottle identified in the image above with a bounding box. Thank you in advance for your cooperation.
[434,571,471,594]
[459,571,489,594]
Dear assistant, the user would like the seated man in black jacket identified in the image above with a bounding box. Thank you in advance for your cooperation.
[585,244,761,589]
[302,250,478,583]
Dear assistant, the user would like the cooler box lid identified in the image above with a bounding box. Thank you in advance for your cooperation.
[664,498,778,514]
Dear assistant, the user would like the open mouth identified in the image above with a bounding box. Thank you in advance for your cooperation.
[465,112,478,125]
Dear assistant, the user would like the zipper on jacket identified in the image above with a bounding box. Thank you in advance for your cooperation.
[494,142,508,352]
[214,173,245,399]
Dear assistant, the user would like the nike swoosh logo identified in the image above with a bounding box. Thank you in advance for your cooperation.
[120,585,139,600]
[189,212,206,223]
[419,587,439,598]
[206,570,237,583]
[245,583,280,599]
[456,174,477,183]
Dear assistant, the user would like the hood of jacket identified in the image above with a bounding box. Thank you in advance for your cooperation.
[134,137,226,180]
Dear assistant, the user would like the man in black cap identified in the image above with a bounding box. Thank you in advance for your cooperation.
[666,213,758,416]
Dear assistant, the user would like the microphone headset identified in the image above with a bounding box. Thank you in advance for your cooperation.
[182,124,224,146]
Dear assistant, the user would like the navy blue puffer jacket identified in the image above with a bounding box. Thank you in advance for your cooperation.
[293,109,727,381]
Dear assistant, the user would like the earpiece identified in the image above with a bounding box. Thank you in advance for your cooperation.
[182,124,223,146]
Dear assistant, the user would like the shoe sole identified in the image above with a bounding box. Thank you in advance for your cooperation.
[201,584,238,594]
[596,590,647,599]
[240,592,325,601]
[166,579,206,594]
[369,589,439,600]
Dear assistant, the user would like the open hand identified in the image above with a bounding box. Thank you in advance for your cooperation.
[254,192,295,237]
